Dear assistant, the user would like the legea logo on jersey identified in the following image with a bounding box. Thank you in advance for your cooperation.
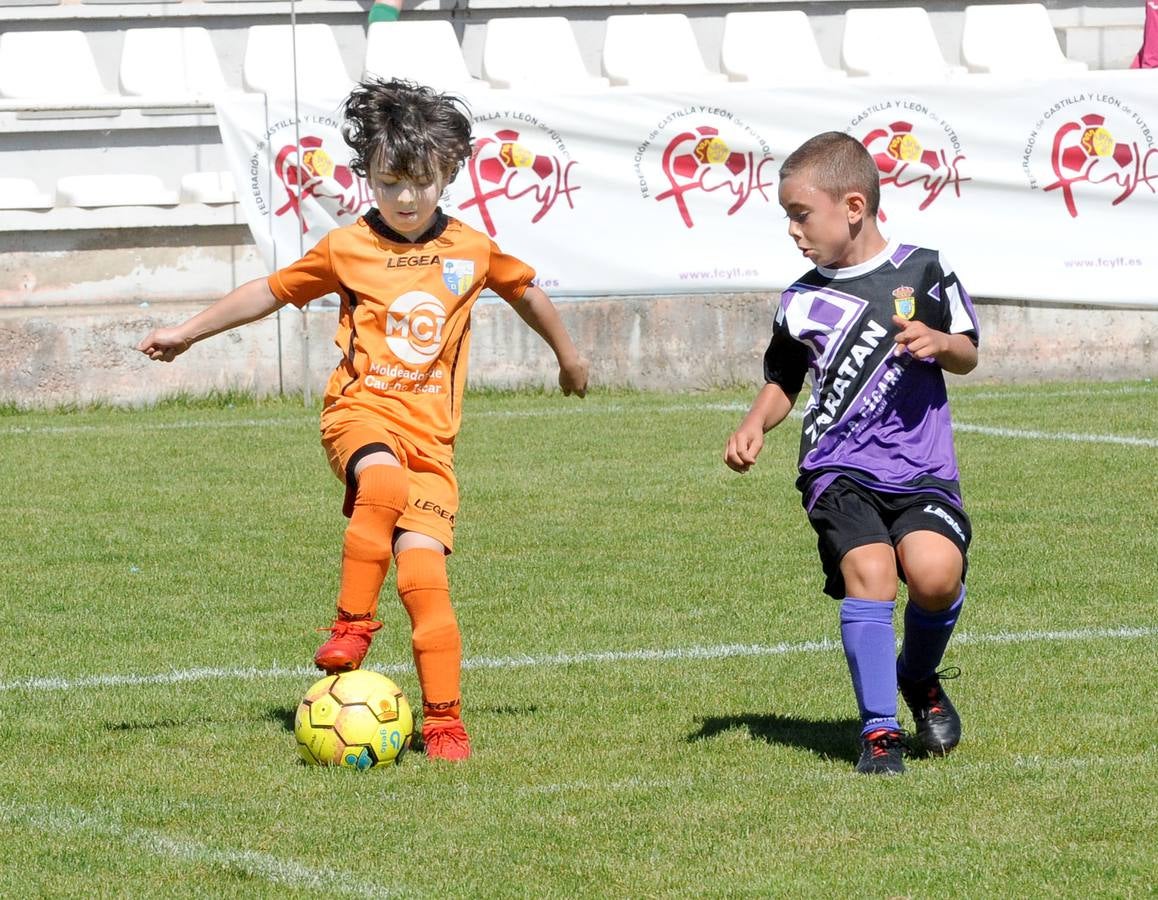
[634,107,775,229]
[1021,94,1157,218]
[850,101,970,222]
[247,121,372,235]
[459,117,579,238]
[384,291,447,366]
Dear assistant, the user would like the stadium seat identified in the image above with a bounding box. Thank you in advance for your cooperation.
[841,8,967,79]
[243,24,356,100]
[602,14,728,88]
[56,175,179,208]
[961,3,1088,75]
[0,31,118,114]
[0,177,53,210]
[720,11,847,85]
[363,20,491,93]
[180,171,237,205]
[120,27,231,109]
[481,17,609,91]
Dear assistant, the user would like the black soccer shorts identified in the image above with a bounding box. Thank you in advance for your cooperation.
[807,477,972,599]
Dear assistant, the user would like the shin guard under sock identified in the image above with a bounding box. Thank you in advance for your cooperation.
[395,547,462,721]
[897,586,966,683]
[840,597,900,735]
[337,465,409,618]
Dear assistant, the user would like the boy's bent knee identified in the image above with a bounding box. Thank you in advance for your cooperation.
[354,464,409,512]
[840,543,898,601]
[906,577,963,611]
[344,466,410,561]
[897,532,964,609]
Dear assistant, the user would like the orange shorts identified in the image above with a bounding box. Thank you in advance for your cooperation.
[320,411,458,552]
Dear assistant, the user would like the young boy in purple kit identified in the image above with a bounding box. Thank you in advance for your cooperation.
[725,132,980,775]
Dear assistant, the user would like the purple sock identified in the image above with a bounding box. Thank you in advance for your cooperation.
[840,597,900,735]
[897,586,966,683]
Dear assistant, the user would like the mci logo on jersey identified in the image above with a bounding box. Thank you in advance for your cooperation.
[385,291,447,366]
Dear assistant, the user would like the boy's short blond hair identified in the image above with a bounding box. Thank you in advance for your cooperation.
[342,78,473,185]
[780,132,881,216]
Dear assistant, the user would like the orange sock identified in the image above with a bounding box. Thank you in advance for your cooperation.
[395,547,461,721]
[337,465,409,618]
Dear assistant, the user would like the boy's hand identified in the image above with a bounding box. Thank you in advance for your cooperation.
[137,327,191,363]
[892,315,948,362]
[724,425,764,473]
[559,355,590,398]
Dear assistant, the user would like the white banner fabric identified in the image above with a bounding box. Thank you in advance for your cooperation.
[216,71,1158,307]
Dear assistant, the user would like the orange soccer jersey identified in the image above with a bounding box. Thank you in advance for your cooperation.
[268,209,535,458]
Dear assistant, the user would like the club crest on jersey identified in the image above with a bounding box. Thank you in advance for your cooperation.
[892,285,916,319]
[442,259,475,297]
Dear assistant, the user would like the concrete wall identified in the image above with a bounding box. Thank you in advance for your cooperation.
[3,272,1155,409]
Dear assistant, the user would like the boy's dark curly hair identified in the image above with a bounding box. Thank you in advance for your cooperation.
[342,78,473,184]
[780,131,881,216]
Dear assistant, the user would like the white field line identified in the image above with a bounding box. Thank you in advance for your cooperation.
[952,422,1158,447]
[3,388,1152,447]
[2,625,1153,695]
[0,800,400,898]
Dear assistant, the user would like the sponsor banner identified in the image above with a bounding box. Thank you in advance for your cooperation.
[216,71,1158,307]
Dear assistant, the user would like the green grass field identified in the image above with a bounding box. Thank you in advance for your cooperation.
[1,382,1155,897]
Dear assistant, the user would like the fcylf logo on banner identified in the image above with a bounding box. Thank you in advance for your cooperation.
[248,114,371,245]
[634,106,776,229]
[1021,92,1157,218]
[849,99,970,221]
[459,115,579,238]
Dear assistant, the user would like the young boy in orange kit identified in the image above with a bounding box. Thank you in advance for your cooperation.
[138,79,589,761]
[725,132,979,775]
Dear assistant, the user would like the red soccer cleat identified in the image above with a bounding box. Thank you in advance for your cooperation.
[313,615,383,674]
[422,718,472,761]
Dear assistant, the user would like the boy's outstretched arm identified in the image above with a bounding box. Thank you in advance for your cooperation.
[724,382,796,473]
[137,278,286,363]
[510,286,590,397]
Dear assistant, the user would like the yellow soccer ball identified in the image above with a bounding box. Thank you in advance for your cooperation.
[294,670,414,769]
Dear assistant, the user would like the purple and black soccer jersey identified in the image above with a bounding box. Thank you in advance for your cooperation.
[764,241,980,511]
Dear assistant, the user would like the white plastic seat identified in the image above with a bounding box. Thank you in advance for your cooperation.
[841,8,966,79]
[482,17,609,91]
[244,24,356,100]
[721,11,847,85]
[0,177,54,210]
[56,175,179,208]
[602,14,727,88]
[120,27,230,106]
[180,171,237,204]
[962,3,1088,75]
[0,31,116,110]
[363,20,491,93]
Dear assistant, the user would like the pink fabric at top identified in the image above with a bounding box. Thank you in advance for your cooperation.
[1133,0,1158,67]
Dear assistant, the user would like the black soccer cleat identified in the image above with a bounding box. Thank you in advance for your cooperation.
[899,667,962,756]
[855,727,907,775]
